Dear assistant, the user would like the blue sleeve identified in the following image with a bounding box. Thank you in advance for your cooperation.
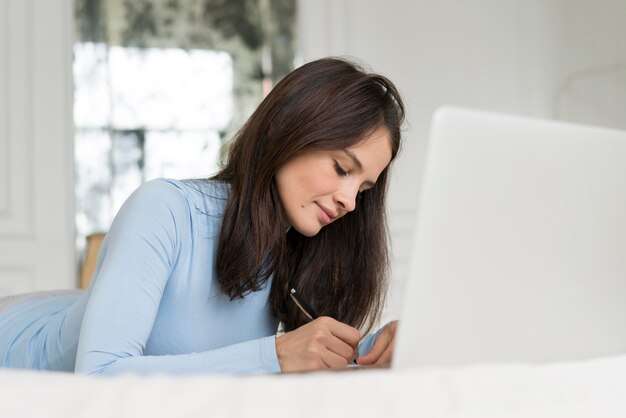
[358,321,393,357]
[74,180,280,375]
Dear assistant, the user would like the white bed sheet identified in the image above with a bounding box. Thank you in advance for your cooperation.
[2,355,625,418]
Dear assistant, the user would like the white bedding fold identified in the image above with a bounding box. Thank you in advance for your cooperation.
[2,355,626,418]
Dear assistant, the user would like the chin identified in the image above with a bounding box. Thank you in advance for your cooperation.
[292,223,322,237]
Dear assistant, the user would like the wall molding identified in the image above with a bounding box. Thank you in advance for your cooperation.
[0,0,76,294]
[0,0,9,215]
[0,0,35,238]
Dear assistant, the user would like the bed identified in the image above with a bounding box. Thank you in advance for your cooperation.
[2,354,625,417]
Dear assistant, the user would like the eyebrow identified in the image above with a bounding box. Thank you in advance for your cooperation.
[342,149,375,188]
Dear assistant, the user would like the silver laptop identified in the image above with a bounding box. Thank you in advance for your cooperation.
[393,107,626,368]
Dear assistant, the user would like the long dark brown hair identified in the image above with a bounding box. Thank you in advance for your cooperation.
[212,57,405,334]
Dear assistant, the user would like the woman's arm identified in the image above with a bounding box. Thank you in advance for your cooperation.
[74,180,280,375]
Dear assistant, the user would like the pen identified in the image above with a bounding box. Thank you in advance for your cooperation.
[289,288,319,321]
[289,288,359,365]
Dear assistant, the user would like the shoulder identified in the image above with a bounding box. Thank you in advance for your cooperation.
[127,178,229,211]
[147,178,232,232]
[116,179,190,223]
[127,178,186,202]
[117,178,231,236]
[165,178,231,218]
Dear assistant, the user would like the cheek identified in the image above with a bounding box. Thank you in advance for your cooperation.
[277,157,334,205]
[277,169,310,209]
[291,169,324,195]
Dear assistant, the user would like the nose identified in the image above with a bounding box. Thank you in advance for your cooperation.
[334,183,359,214]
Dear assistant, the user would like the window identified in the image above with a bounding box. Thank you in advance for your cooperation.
[73,0,296,253]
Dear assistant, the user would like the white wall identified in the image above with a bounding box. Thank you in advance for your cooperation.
[553,0,626,129]
[298,0,626,319]
[0,0,75,295]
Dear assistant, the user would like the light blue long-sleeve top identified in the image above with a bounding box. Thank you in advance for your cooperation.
[0,179,380,375]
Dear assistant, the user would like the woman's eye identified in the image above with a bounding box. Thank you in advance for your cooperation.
[333,160,348,177]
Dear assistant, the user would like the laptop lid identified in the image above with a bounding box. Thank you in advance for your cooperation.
[393,107,626,368]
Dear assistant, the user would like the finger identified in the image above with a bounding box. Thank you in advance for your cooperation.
[301,319,359,365]
[374,340,395,365]
[317,316,361,345]
[323,335,357,361]
[321,349,352,369]
[358,321,398,364]
[357,330,391,365]
[359,321,399,365]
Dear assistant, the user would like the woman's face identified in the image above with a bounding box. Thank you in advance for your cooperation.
[275,126,393,237]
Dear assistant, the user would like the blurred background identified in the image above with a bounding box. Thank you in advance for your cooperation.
[1,0,624,321]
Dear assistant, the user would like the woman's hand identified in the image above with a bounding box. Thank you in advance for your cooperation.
[356,320,398,366]
[275,316,360,372]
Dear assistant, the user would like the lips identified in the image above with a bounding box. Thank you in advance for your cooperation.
[316,203,338,225]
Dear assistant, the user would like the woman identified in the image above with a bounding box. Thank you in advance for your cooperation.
[0,57,404,374]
